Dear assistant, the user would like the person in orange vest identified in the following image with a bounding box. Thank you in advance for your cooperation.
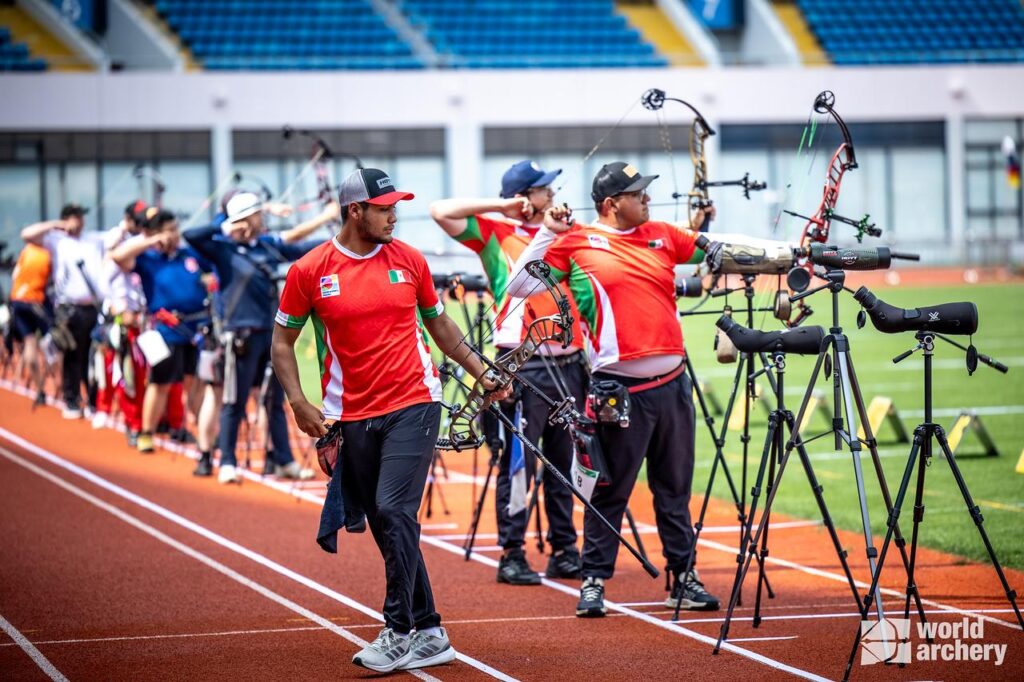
[8,241,52,406]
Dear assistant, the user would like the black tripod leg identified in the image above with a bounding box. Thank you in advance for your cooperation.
[786,413,864,612]
[752,410,782,628]
[524,462,545,553]
[846,354,929,628]
[715,347,828,652]
[624,507,649,562]
[935,428,1024,629]
[714,425,795,652]
[463,454,499,561]
[683,358,774,604]
[841,429,927,682]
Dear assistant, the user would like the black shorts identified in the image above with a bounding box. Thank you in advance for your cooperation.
[150,344,197,385]
[10,301,50,342]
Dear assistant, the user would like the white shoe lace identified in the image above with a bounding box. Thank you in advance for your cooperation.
[581,578,603,602]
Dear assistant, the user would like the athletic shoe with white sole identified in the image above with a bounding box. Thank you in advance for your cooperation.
[218,464,241,485]
[62,407,83,420]
[664,569,720,611]
[400,627,457,670]
[576,576,607,617]
[275,461,314,480]
[352,628,413,673]
[91,411,109,429]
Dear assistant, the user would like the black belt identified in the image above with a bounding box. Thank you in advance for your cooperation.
[520,350,585,369]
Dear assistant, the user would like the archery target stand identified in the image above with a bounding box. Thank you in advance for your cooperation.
[945,410,999,458]
[855,396,910,445]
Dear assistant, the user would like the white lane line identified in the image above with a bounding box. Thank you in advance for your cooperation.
[667,608,1020,626]
[0,613,69,681]
[696,537,1021,631]
[0,446,444,682]
[0,431,517,682]
[7,608,1018,650]
[728,636,799,642]
[417,533,830,682]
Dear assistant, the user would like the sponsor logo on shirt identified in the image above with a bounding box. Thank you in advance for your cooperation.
[184,256,199,273]
[648,239,664,249]
[319,274,340,298]
[588,234,611,251]
[388,269,409,284]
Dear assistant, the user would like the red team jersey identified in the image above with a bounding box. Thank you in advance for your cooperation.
[276,238,443,421]
[456,214,584,351]
[542,220,699,371]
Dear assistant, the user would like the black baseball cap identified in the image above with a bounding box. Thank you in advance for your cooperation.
[591,162,659,203]
[60,203,88,219]
[338,168,414,206]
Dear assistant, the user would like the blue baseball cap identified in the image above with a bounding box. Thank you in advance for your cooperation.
[500,160,562,199]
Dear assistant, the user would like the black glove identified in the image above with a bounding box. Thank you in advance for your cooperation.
[704,240,724,273]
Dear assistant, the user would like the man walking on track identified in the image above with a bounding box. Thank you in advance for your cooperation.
[272,167,506,673]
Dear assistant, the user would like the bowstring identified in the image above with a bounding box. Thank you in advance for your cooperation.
[751,103,828,331]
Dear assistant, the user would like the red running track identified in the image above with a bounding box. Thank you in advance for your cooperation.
[0,384,1022,681]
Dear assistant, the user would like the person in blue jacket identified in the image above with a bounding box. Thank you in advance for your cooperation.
[184,192,338,484]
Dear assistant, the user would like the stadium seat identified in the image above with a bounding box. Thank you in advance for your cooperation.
[796,0,1024,65]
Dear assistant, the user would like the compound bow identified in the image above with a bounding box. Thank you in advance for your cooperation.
[445,260,577,451]
[782,90,880,326]
[640,88,766,232]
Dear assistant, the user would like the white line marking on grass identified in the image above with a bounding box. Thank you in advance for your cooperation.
[0,432,517,682]
[0,613,69,681]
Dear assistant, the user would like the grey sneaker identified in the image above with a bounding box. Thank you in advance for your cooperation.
[400,627,457,670]
[275,461,315,480]
[352,628,413,673]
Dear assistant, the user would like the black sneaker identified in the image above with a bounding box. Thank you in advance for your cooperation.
[546,547,582,579]
[496,550,541,585]
[171,428,195,444]
[665,569,720,611]
[193,456,213,477]
[33,391,46,410]
[576,577,606,617]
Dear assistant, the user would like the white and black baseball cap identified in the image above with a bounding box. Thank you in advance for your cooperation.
[591,162,659,202]
[338,168,415,206]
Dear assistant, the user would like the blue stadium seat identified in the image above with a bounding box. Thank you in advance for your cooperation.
[798,0,1024,65]
[401,0,666,69]
[0,25,46,71]
[156,0,422,69]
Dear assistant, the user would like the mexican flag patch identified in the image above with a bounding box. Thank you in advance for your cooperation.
[388,269,408,284]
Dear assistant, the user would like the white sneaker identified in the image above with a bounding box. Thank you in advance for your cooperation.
[352,628,413,673]
[401,627,457,670]
[91,412,109,429]
[218,465,241,485]
[62,407,83,420]
[276,461,315,480]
